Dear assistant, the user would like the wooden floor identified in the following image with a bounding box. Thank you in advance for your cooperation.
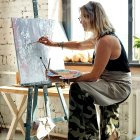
[0,129,67,140]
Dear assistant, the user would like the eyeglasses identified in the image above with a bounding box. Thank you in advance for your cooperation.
[78,17,82,22]
[78,17,84,22]
[78,16,88,22]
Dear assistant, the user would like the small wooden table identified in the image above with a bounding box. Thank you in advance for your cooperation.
[0,85,69,140]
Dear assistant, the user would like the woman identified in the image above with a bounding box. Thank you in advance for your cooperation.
[38,1,131,140]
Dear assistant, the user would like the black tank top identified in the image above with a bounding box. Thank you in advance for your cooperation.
[92,33,130,72]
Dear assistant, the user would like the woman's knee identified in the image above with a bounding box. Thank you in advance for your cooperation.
[70,82,82,95]
[70,82,79,89]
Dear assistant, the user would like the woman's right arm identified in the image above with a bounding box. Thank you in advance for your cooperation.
[38,36,97,50]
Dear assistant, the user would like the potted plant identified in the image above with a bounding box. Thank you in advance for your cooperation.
[134,36,140,62]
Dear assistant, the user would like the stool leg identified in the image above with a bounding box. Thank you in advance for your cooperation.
[25,87,33,140]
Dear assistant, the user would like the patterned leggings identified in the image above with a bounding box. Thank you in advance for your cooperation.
[68,83,119,140]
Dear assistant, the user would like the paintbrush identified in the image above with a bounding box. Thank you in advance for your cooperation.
[40,57,58,75]
[40,57,47,70]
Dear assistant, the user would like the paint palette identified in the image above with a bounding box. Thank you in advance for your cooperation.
[47,69,81,79]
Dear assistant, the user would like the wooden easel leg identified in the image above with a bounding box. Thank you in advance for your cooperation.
[25,87,33,140]
[32,85,38,121]
[40,85,52,140]
[55,83,69,121]
[43,85,51,118]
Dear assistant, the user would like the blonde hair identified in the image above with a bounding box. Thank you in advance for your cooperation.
[80,1,115,39]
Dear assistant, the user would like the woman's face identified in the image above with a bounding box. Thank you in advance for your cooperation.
[79,13,92,31]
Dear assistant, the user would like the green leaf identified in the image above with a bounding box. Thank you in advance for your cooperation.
[133,36,140,48]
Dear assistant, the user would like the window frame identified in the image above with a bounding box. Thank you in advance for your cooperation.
[128,0,140,66]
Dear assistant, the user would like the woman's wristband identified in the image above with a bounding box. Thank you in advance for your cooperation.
[57,42,64,49]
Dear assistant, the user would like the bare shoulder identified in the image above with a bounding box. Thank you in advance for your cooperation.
[99,35,117,44]
[97,35,119,49]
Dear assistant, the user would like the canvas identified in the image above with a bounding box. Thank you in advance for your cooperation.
[12,18,66,86]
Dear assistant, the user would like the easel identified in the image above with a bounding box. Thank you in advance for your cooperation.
[16,1,69,139]
[24,82,69,140]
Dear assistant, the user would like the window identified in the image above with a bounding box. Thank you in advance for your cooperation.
[63,0,140,66]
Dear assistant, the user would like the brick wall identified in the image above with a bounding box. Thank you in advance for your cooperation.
[0,0,48,75]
